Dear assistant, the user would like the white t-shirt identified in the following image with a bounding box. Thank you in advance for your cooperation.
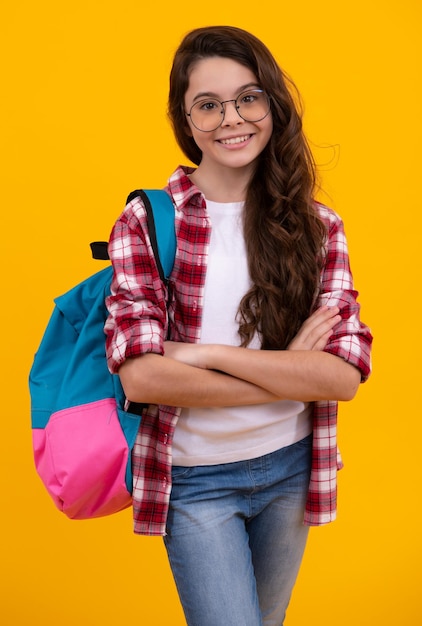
[172,199,312,466]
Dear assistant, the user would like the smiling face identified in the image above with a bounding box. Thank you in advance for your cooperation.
[184,57,273,179]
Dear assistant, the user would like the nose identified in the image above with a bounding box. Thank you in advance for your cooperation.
[222,99,243,126]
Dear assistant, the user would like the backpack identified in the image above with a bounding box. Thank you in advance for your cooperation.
[29,189,176,520]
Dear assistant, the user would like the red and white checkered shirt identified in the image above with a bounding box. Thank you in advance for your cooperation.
[105,166,372,535]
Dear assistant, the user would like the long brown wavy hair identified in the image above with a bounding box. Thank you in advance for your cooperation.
[168,26,327,349]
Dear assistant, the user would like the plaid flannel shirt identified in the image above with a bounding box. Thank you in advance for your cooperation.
[105,166,372,535]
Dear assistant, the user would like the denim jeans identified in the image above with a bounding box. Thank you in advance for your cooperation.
[164,434,312,626]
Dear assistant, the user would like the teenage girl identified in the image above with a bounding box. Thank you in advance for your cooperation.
[105,25,372,626]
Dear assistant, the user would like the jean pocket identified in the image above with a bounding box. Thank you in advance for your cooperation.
[171,465,195,481]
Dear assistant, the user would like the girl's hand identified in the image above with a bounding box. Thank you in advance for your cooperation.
[288,306,341,351]
[164,341,209,369]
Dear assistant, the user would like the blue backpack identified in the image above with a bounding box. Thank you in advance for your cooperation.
[29,189,176,519]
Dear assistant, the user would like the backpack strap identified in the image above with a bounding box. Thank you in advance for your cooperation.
[90,189,176,282]
[137,189,176,282]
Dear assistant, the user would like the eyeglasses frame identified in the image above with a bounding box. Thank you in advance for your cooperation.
[185,89,271,132]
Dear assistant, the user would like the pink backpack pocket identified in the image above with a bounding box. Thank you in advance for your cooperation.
[32,398,132,519]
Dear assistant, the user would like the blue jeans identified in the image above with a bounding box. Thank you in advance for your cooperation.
[164,434,312,626]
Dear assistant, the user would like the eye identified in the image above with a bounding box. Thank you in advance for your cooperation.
[197,99,220,112]
[238,89,263,104]
[240,92,259,104]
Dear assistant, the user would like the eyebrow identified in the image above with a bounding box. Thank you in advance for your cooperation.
[191,82,261,103]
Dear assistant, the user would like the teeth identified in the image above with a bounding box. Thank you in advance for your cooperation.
[220,135,250,145]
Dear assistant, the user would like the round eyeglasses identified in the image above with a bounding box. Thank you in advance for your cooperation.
[186,89,271,132]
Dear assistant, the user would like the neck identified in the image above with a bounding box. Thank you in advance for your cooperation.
[190,164,253,202]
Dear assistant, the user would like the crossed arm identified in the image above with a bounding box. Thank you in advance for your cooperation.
[118,306,361,408]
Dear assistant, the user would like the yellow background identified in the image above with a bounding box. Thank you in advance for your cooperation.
[1,1,421,624]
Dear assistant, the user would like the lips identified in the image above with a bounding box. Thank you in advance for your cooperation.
[218,134,251,145]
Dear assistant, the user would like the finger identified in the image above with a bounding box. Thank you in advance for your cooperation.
[301,306,339,331]
[295,314,341,350]
[312,328,336,351]
[306,314,341,347]
[295,307,340,343]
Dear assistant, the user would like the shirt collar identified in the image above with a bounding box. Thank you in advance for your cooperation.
[166,165,205,212]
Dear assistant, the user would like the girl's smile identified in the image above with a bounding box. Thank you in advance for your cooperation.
[217,134,254,146]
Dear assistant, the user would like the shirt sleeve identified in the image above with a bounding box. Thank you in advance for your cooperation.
[104,198,169,374]
[316,206,373,382]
